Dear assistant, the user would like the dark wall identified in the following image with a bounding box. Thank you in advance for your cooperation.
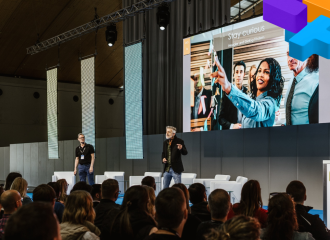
[6,123,329,209]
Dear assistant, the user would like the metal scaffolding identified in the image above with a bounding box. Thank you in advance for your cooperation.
[27,0,175,55]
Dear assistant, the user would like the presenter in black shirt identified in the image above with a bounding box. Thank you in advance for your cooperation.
[74,133,95,185]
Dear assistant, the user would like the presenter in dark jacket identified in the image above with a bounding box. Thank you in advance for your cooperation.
[219,61,248,130]
[162,126,188,189]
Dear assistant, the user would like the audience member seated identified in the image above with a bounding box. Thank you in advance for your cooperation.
[286,181,330,240]
[0,190,22,239]
[4,172,22,190]
[227,180,267,228]
[145,187,188,240]
[57,179,68,205]
[0,185,4,219]
[260,193,314,240]
[4,202,61,240]
[205,215,261,240]
[142,176,156,191]
[33,184,64,223]
[94,179,120,233]
[172,183,201,240]
[197,189,230,240]
[143,185,156,218]
[60,190,100,240]
[91,184,102,208]
[71,181,93,194]
[189,183,211,222]
[102,185,157,240]
[10,177,32,205]
[47,182,62,203]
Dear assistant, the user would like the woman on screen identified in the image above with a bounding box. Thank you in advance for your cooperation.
[210,58,284,128]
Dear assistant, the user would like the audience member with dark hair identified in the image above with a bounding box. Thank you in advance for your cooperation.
[33,184,64,223]
[4,202,60,240]
[261,193,314,240]
[94,179,120,234]
[172,183,201,240]
[228,180,268,227]
[71,181,93,194]
[189,183,211,222]
[57,179,68,205]
[143,185,156,218]
[286,181,330,240]
[145,187,188,240]
[4,172,22,190]
[61,190,100,240]
[104,185,157,240]
[47,182,61,201]
[0,190,22,239]
[142,176,157,191]
[10,177,32,205]
[197,189,230,240]
[91,184,102,208]
[206,215,261,240]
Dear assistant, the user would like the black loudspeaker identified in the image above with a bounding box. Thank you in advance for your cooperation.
[33,92,40,99]
[0,89,3,96]
[73,96,79,102]
[109,98,114,105]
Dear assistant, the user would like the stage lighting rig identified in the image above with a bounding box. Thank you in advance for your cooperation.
[157,5,170,30]
[105,24,117,47]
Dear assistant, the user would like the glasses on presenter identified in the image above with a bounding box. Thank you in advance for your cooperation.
[162,126,188,189]
[74,133,95,185]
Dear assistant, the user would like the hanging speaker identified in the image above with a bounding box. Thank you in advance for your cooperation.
[109,98,114,105]
[33,92,40,99]
[73,95,79,102]
[0,89,3,96]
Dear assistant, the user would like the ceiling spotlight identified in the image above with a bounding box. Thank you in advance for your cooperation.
[105,24,117,47]
[157,5,170,31]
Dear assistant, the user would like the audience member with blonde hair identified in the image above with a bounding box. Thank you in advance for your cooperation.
[205,215,261,240]
[10,177,32,205]
[60,190,100,240]
[143,185,156,218]
[57,179,68,205]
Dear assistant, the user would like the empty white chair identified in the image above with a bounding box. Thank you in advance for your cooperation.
[193,174,231,196]
[161,173,197,189]
[52,171,76,195]
[129,172,162,195]
[209,176,248,204]
[95,171,125,193]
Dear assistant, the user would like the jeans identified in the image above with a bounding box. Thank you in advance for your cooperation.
[163,168,181,189]
[78,164,94,185]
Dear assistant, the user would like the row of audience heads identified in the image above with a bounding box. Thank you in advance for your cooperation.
[0,172,308,240]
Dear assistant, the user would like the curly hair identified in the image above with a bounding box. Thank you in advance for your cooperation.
[206,215,260,240]
[62,190,96,224]
[264,193,298,240]
[250,58,284,107]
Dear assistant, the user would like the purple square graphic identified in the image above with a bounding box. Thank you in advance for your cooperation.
[263,0,307,33]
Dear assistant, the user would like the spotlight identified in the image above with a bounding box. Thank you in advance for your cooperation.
[105,24,117,47]
[157,5,170,31]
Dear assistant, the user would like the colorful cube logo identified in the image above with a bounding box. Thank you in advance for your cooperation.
[263,0,330,61]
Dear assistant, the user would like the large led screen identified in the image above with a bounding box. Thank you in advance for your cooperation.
[183,16,327,132]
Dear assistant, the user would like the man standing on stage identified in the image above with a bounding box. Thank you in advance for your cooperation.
[74,133,95,185]
[162,126,188,188]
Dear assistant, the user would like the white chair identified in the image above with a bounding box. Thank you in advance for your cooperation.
[95,171,125,193]
[210,176,248,204]
[52,171,76,195]
[193,174,231,196]
[129,172,162,195]
[161,173,197,189]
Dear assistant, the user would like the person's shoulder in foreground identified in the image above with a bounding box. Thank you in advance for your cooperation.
[260,229,315,240]
[144,233,180,240]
